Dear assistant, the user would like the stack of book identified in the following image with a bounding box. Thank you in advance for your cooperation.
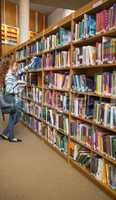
[36,38,45,53]
[94,101,116,128]
[44,73,70,89]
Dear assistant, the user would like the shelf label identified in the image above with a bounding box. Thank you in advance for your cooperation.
[92,0,103,8]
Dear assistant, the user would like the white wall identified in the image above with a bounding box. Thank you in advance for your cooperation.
[47,8,74,27]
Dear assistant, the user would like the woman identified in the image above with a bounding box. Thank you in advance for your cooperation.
[0,60,25,142]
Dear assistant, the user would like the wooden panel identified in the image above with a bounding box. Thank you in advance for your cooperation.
[30,10,36,32]
[5,0,17,27]
[38,12,45,33]
[0,0,2,57]
[2,44,14,56]
[1,0,5,24]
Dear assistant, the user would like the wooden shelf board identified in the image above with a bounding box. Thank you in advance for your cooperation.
[72,63,116,70]
[70,159,116,199]
[71,114,116,133]
[70,137,116,165]
[71,90,116,99]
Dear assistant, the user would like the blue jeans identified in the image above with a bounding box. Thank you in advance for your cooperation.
[3,101,21,140]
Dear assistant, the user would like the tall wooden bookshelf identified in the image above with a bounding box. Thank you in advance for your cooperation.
[2,0,116,198]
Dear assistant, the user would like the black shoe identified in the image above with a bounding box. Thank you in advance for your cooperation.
[0,134,9,140]
[9,138,22,143]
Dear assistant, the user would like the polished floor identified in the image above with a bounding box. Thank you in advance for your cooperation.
[0,118,113,200]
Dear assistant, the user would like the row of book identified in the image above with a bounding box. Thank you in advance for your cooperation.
[95,72,116,96]
[72,71,116,96]
[44,91,69,113]
[43,106,69,134]
[22,101,42,120]
[43,125,68,154]
[73,37,116,66]
[21,86,42,104]
[43,27,71,51]
[70,142,116,189]
[16,37,116,65]
[42,50,70,68]
[94,101,116,128]
[72,96,116,129]
[44,73,70,90]
[22,113,42,136]
[16,48,26,61]
[22,111,115,189]
[74,3,116,40]
[70,120,116,159]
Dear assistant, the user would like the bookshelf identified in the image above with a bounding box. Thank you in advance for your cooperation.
[1,24,19,45]
[2,0,116,198]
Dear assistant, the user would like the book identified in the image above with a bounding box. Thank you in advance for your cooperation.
[43,27,71,51]
[56,133,68,154]
[72,74,94,92]
[22,113,42,135]
[44,73,70,90]
[94,101,116,128]
[74,46,96,66]
[96,4,116,34]
[16,48,26,61]
[44,90,69,113]
[74,14,96,40]
[107,164,116,189]
[72,95,85,117]
[102,37,116,64]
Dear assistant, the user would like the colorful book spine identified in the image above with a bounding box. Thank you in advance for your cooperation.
[94,101,116,128]
[22,113,42,136]
[96,4,116,34]
[44,73,70,90]
[44,91,69,113]
[72,74,94,92]
[72,96,85,117]
[74,46,96,66]
[43,106,69,134]
[16,48,26,61]
[74,14,96,40]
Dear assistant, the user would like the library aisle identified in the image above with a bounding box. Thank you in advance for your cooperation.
[0,119,112,200]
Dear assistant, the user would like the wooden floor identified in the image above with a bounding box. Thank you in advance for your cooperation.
[0,119,113,200]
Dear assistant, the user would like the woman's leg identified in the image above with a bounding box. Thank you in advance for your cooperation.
[3,113,15,139]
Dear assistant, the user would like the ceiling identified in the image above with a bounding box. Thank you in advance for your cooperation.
[31,0,91,10]
[9,0,91,14]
